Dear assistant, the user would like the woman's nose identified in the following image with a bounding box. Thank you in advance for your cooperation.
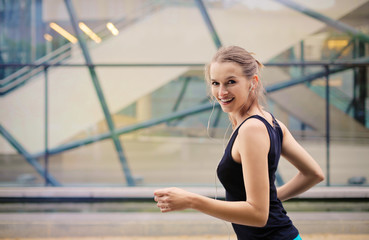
[219,85,228,96]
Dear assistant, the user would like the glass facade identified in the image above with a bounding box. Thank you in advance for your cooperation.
[0,0,368,187]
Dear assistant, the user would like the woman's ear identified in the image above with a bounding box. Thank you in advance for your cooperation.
[253,74,259,85]
[249,75,259,92]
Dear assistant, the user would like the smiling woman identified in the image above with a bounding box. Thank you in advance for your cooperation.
[209,61,255,116]
[154,46,324,240]
[205,46,265,128]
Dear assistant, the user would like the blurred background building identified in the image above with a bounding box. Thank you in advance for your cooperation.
[0,0,368,188]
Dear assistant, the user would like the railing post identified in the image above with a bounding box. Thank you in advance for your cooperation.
[44,66,49,186]
[324,65,330,186]
[353,40,367,126]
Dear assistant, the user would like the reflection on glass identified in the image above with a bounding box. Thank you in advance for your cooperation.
[49,22,78,44]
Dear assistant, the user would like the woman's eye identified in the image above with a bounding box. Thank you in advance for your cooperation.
[211,82,219,86]
[228,80,236,84]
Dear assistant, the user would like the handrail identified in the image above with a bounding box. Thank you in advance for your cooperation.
[0,50,72,94]
[0,0,165,94]
[0,44,72,84]
[1,60,368,68]
[29,57,369,159]
[1,59,368,95]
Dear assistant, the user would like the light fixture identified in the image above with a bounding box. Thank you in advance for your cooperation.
[327,39,349,49]
[79,22,102,43]
[312,78,342,87]
[106,22,119,36]
[49,22,78,44]
[44,33,53,42]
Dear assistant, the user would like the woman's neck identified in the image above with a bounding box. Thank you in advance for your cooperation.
[229,105,263,129]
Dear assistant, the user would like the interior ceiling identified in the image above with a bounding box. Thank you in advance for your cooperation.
[317,1,369,32]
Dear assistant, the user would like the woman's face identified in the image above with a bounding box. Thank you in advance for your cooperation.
[210,61,252,114]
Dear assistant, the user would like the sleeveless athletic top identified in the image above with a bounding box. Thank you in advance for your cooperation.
[217,114,299,240]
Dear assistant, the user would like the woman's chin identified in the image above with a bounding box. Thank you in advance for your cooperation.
[220,105,233,113]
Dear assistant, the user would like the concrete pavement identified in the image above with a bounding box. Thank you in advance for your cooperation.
[0,211,368,238]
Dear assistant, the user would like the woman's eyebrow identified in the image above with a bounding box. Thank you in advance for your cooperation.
[211,75,237,82]
[226,75,237,80]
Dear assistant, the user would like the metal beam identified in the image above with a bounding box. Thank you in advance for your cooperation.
[266,56,369,93]
[25,55,369,161]
[64,0,135,186]
[195,0,223,129]
[274,0,369,44]
[1,61,369,69]
[331,38,355,61]
[168,76,192,127]
[172,77,192,112]
[353,40,367,125]
[31,56,369,160]
[0,124,61,186]
[44,67,50,186]
[324,66,331,186]
[32,102,215,158]
[195,0,222,49]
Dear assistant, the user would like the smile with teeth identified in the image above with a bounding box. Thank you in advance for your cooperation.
[219,97,234,104]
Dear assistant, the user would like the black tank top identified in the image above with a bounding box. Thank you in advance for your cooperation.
[217,114,299,240]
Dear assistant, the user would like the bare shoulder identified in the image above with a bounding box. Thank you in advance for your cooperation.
[238,118,269,139]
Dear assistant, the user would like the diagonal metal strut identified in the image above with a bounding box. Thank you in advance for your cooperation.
[195,0,222,49]
[0,124,61,186]
[274,0,369,44]
[64,0,135,186]
[31,57,369,160]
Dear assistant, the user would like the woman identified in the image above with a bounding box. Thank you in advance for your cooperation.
[154,46,324,240]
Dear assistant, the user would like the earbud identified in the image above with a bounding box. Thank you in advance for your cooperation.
[249,83,254,92]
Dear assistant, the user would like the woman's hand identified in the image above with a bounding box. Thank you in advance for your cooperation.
[154,187,194,213]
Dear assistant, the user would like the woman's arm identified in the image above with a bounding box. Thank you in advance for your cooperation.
[277,121,325,202]
[154,187,267,227]
[154,119,270,227]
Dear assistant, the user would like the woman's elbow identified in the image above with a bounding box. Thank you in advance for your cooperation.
[253,209,269,227]
[314,169,325,183]
[306,169,324,185]
[239,206,268,227]
[256,217,268,228]
[254,214,268,227]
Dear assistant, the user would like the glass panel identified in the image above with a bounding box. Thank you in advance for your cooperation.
[47,66,112,186]
[0,81,45,186]
[0,145,45,187]
[1,0,368,188]
[121,128,225,186]
[48,66,105,144]
[48,138,125,186]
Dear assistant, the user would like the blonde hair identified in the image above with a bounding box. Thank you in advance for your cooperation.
[205,46,266,126]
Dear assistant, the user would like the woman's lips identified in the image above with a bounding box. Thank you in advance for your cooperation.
[218,97,234,105]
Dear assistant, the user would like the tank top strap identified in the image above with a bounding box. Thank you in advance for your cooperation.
[245,115,272,130]
[235,114,273,132]
[228,115,261,145]
[232,113,283,141]
[241,114,283,142]
[270,113,279,128]
[270,113,284,143]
